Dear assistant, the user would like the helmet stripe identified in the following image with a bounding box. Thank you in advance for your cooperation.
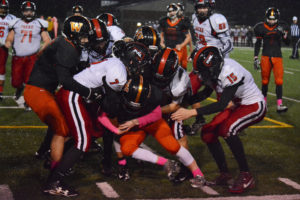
[27,1,31,7]
[135,75,143,103]
[150,27,157,46]
[92,19,102,38]
[107,14,113,26]
[193,46,210,71]
[157,48,172,75]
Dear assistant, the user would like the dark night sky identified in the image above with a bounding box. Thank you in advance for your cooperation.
[7,0,300,27]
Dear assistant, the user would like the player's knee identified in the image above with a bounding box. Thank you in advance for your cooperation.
[275,79,283,86]
[262,79,269,85]
[120,143,138,156]
[201,131,218,144]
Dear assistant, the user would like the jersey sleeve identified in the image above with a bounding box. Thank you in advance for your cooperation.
[209,13,229,33]
[8,18,20,30]
[37,18,49,31]
[253,22,264,38]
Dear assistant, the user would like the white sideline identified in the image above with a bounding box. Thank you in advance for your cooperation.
[0,185,14,200]
[96,182,119,198]
[278,178,300,191]
[139,194,300,200]
[199,186,219,195]
[268,92,300,103]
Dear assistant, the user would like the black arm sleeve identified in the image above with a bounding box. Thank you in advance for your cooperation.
[56,64,90,97]
[254,38,262,57]
[196,79,243,116]
[189,86,214,105]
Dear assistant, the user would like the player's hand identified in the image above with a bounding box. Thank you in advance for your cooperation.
[171,108,197,121]
[85,86,104,103]
[118,119,139,133]
[253,57,260,70]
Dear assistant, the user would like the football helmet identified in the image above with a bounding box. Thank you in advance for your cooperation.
[89,18,109,56]
[152,48,179,88]
[63,15,93,49]
[0,0,9,17]
[97,13,119,26]
[72,5,83,15]
[167,3,179,20]
[177,3,184,17]
[193,46,223,87]
[194,0,214,21]
[122,75,151,112]
[120,41,152,77]
[21,1,36,22]
[265,7,280,27]
[133,26,160,52]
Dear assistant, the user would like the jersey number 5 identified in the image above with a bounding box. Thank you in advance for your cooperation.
[226,72,237,84]
[21,30,33,43]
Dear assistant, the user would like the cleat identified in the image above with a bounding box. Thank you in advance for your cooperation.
[211,172,233,186]
[173,164,193,184]
[118,164,130,181]
[89,140,103,153]
[190,175,207,188]
[229,171,255,194]
[186,116,206,136]
[277,104,288,113]
[24,102,32,111]
[101,159,112,177]
[63,168,75,176]
[43,180,79,197]
[164,160,180,181]
[35,148,50,160]
[14,86,24,100]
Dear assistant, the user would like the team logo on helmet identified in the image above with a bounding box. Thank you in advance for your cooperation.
[70,22,83,32]
[203,52,214,67]
[132,47,145,61]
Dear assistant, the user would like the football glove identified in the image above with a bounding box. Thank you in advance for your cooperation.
[186,115,206,136]
[253,57,260,70]
[85,86,105,103]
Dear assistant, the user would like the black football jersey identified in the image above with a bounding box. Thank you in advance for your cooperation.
[28,36,89,96]
[159,16,190,48]
[254,22,289,57]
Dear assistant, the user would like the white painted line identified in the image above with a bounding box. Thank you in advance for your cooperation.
[0,106,23,109]
[278,177,300,191]
[0,185,14,200]
[138,194,300,200]
[200,186,219,195]
[268,92,300,103]
[1,95,14,99]
[286,68,300,72]
[284,70,294,74]
[96,182,119,198]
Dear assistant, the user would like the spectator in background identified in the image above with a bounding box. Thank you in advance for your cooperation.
[290,16,299,59]
[52,16,58,38]
[246,26,254,47]
[47,16,54,39]
[240,26,247,46]
[233,25,240,46]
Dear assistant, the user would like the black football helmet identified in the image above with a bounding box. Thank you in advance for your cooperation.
[89,18,109,56]
[0,0,9,17]
[177,3,184,17]
[122,75,151,112]
[194,0,214,21]
[21,1,36,22]
[63,15,93,49]
[72,5,83,15]
[133,26,160,52]
[167,3,179,20]
[97,13,119,26]
[152,48,179,88]
[120,41,152,77]
[193,46,223,87]
[265,7,280,27]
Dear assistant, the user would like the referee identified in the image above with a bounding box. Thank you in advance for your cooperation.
[290,16,300,59]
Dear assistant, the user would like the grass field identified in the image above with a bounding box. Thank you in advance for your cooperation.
[0,47,300,200]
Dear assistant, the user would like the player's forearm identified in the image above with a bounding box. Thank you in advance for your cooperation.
[179,33,191,49]
[254,38,262,56]
[161,103,180,114]
[4,31,14,49]
[160,32,165,48]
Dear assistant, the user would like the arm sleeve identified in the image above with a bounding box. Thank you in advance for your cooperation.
[254,38,262,57]
[196,80,242,116]
[189,86,214,105]
[137,106,162,127]
[97,112,119,134]
[218,31,234,55]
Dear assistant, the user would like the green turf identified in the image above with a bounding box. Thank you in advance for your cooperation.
[0,47,300,199]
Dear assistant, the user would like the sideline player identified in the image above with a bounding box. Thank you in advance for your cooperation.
[254,7,289,113]
[5,1,51,101]
[172,46,267,194]
[0,0,15,100]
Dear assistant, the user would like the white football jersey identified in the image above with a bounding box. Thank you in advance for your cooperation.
[107,25,125,56]
[73,57,127,92]
[163,66,191,104]
[9,18,48,56]
[216,58,264,105]
[192,13,232,57]
[0,14,16,45]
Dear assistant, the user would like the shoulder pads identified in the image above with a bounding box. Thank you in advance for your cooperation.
[37,18,49,29]
[209,13,229,33]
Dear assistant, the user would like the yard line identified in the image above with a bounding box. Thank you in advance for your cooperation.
[96,182,119,198]
[278,178,300,191]
[268,92,300,103]
[0,185,14,200]
[285,67,300,72]
[199,186,219,195]
[139,194,300,200]
[284,71,294,74]
[0,106,23,109]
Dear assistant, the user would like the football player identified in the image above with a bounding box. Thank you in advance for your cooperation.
[0,0,15,101]
[72,5,83,16]
[159,3,191,70]
[151,48,194,182]
[100,75,208,188]
[23,15,97,197]
[171,46,267,194]
[5,1,51,102]
[253,7,289,113]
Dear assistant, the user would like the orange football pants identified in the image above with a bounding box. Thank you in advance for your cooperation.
[24,84,69,137]
[174,46,188,70]
[119,119,181,156]
[260,56,284,86]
